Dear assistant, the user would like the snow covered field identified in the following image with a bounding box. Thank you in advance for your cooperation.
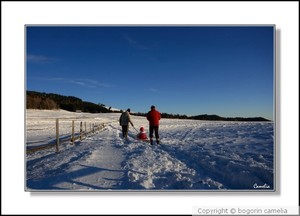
[26,109,275,191]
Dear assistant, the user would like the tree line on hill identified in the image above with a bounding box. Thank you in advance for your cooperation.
[188,114,269,122]
[132,113,269,122]
[26,91,111,113]
[26,91,270,121]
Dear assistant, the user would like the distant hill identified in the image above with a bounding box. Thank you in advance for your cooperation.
[189,114,270,122]
[26,91,112,113]
[133,113,270,122]
[26,91,270,121]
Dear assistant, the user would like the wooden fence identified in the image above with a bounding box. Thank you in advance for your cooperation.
[27,118,106,154]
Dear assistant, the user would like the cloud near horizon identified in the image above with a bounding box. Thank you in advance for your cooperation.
[27,54,57,63]
[29,77,113,88]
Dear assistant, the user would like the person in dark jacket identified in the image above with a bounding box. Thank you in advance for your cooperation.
[119,108,134,140]
[147,105,161,145]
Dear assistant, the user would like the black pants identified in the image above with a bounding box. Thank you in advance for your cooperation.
[121,125,129,138]
[149,125,159,140]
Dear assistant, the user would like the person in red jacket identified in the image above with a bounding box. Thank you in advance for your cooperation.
[147,105,161,145]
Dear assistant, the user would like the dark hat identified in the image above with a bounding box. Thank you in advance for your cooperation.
[151,105,155,109]
[127,108,131,112]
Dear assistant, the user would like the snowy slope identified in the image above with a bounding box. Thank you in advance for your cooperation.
[26,109,275,191]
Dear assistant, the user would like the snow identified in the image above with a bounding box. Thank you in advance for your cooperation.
[26,109,274,191]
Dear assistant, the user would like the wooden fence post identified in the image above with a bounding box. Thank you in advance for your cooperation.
[80,121,83,141]
[71,120,75,145]
[84,122,87,138]
[56,118,59,152]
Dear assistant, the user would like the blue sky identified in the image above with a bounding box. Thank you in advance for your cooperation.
[26,26,274,120]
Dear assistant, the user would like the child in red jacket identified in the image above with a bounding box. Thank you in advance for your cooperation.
[137,127,148,140]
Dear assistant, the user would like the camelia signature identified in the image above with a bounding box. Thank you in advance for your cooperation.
[253,183,271,189]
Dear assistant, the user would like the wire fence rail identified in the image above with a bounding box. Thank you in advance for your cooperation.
[26,118,106,154]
